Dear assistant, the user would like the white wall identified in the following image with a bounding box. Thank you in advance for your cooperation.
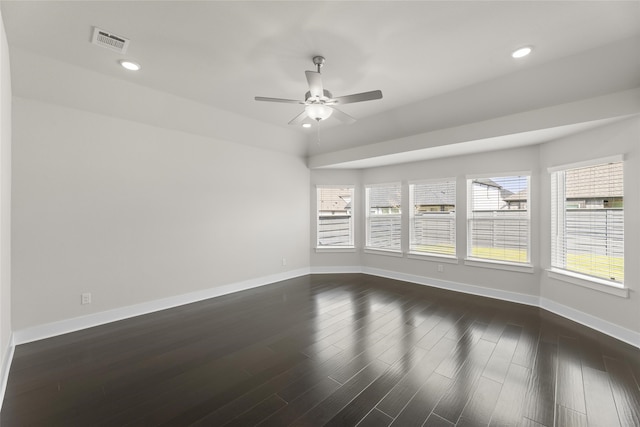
[0,8,12,390]
[539,117,640,333]
[11,97,310,330]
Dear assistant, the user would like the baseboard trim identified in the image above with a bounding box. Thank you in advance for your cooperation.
[363,267,541,307]
[361,267,639,349]
[13,268,310,346]
[310,265,364,274]
[10,267,639,350]
[540,297,640,349]
[1,335,15,412]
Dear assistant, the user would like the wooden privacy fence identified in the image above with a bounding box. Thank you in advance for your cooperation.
[318,215,352,246]
[319,210,623,263]
[564,209,623,258]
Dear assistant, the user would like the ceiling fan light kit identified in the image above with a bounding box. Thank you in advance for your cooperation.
[255,56,383,126]
[305,103,333,121]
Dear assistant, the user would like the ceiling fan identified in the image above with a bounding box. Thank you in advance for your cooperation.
[255,56,383,126]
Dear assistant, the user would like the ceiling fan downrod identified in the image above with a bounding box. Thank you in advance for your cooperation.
[312,56,325,73]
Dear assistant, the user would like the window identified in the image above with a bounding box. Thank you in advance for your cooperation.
[409,179,456,257]
[467,175,530,264]
[316,186,354,248]
[366,183,402,252]
[550,159,624,285]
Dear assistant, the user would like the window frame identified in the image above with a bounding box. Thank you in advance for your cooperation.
[315,185,355,252]
[547,155,627,296]
[408,178,457,260]
[465,172,533,272]
[365,182,403,255]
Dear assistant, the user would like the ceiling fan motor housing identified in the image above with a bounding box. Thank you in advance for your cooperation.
[305,89,333,103]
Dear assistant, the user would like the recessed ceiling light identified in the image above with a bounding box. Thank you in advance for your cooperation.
[302,123,312,128]
[119,60,141,71]
[511,46,533,59]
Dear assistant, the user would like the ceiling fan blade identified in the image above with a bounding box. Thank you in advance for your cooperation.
[288,110,308,125]
[330,107,356,124]
[255,96,304,104]
[331,90,383,105]
[305,71,324,98]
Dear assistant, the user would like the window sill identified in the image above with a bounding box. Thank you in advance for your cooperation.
[364,248,404,258]
[408,252,459,264]
[546,268,629,298]
[464,258,534,274]
[315,247,357,253]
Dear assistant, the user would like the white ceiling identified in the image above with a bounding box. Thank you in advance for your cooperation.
[2,1,639,166]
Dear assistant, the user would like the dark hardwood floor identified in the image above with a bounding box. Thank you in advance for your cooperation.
[2,274,639,426]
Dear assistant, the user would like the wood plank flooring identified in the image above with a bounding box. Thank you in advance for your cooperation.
[1,274,639,426]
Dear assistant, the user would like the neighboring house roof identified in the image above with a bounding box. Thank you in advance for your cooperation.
[504,189,529,202]
[369,187,401,208]
[319,188,352,212]
[472,178,515,203]
[472,178,502,189]
[413,181,456,206]
[565,162,623,199]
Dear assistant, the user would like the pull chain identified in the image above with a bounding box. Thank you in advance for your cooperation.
[316,119,321,145]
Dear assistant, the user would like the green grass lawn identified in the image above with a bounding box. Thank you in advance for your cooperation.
[566,253,624,282]
[471,247,529,263]
[413,245,623,283]
[413,245,526,262]
[411,244,456,256]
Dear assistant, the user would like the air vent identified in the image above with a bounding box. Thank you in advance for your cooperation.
[91,27,130,54]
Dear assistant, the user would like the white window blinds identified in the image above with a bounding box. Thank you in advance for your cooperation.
[468,175,530,264]
[316,186,354,248]
[366,184,402,251]
[409,180,456,256]
[551,161,624,283]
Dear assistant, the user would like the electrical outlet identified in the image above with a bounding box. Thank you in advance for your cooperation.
[282,257,287,266]
[81,293,92,305]
[437,264,444,273]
